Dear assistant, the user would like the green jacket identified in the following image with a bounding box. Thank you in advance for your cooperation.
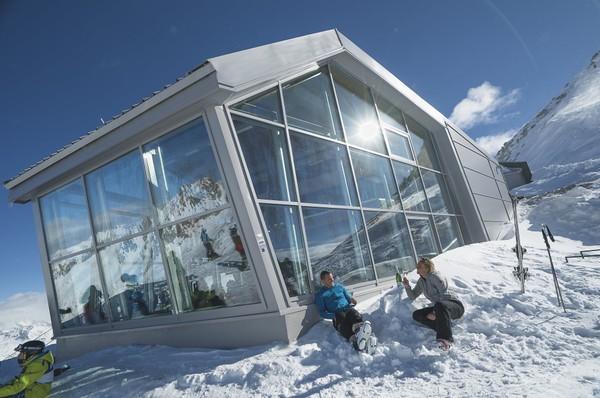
[0,350,54,398]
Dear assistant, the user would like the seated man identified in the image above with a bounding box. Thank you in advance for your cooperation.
[315,270,376,353]
[0,340,54,398]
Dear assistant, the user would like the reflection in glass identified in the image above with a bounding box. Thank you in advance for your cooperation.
[161,208,260,311]
[350,149,400,209]
[303,207,373,286]
[282,71,343,140]
[435,216,463,251]
[51,252,109,328]
[422,170,454,214]
[291,133,358,206]
[393,162,430,212]
[86,151,153,244]
[99,233,173,321]
[407,218,438,258]
[332,69,386,154]
[234,117,296,201]
[260,205,309,296]
[231,88,282,122]
[143,118,227,224]
[40,179,93,261]
[405,115,440,170]
[375,95,407,131]
[385,130,413,160]
[364,211,415,278]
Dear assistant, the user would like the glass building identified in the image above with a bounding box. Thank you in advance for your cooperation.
[4,30,513,358]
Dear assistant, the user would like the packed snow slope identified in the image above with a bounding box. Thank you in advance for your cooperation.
[2,218,599,398]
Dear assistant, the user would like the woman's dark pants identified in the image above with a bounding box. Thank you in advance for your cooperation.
[334,308,363,340]
[412,300,464,341]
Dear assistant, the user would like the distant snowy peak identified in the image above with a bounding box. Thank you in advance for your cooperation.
[497,49,600,174]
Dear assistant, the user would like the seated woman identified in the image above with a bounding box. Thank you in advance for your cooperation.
[402,257,464,350]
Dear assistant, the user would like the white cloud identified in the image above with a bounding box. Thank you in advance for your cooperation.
[450,82,520,130]
[0,292,50,329]
[475,129,518,157]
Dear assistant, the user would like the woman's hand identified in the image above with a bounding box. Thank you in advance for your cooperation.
[402,275,410,286]
[350,297,357,305]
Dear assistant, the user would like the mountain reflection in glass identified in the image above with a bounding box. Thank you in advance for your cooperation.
[161,208,260,311]
[86,151,153,244]
[143,118,227,224]
[435,215,463,251]
[407,218,438,258]
[51,252,109,329]
[260,204,309,297]
[350,149,400,210]
[99,233,173,321]
[393,162,430,212]
[303,207,373,285]
[364,211,416,278]
[405,115,440,170]
[234,117,296,201]
[40,179,93,261]
[291,132,358,206]
[422,170,454,214]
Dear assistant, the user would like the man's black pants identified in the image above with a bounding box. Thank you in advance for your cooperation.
[334,308,363,340]
[412,300,464,342]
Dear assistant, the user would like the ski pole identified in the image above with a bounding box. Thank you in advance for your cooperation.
[541,224,566,312]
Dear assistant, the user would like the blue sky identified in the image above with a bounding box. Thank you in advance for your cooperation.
[1,0,599,302]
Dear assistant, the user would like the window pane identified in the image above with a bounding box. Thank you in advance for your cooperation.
[234,117,296,201]
[51,252,108,329]
[161,208,260,311]
[260,204,309,297]
[86,151,153,244]
[332,69,386,154]
[282,71,342,140]
[99,233,173,321]
[291,133,358,206]
[143,119,227,225]
[407,218,438,258]
[393,162,430,212]
[350,149,400,210]
[405,115,440,170]
[364,211,415,278]
[435,216,463,251]
[422,170,455,214]
[375,95,407,131]
[303,207,373,286]
[385,130,413,161]
[40,179,93,261]
[231,88,282,123]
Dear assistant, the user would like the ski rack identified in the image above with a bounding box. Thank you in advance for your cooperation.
[565,248,600,263]
[510,194,528,293]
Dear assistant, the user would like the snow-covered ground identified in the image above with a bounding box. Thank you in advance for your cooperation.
[2,214,599,397]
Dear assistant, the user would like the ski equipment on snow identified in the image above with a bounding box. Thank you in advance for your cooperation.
[541,224,567,313]
[511,195,528,293]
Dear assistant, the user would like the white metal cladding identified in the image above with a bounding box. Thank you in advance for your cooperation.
[463,169,503,198]
[473,194,510,223]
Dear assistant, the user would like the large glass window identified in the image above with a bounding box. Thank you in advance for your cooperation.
[40,179,93,261]
[282,71,343,140]
[393,162,430,212]
[364,211,415,278]
[51,252,108,328]
[260,204,309,297]
[332,69,386,154]
[86,151,153,244]
[303,207,373,285]
[421,170,455,214]
[234,117,296,202]
[375,95,407,132]
[385,130,413,161]
[161,208,260,311]
[99,233,173,321]
[435,216,463,252]
[142,119,227,224]
[405,115,440,170]
[231,88,283,123]
[407,217,438,258]
[350,149,400,210]
[291,132,358,206]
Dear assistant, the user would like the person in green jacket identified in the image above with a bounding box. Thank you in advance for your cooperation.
[0,340,54,398]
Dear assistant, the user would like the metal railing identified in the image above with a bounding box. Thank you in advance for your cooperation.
[565,248,600,263]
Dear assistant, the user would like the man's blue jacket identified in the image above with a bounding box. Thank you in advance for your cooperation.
[315,283,352,319]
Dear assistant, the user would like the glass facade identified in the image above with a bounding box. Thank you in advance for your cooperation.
[40,117,261,330]
[229,66,463,296]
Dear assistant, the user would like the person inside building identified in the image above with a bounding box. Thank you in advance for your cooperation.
[402,257,465,351]
[83,284,107,325]
[0,340,54,398]
[315,270,376,353]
